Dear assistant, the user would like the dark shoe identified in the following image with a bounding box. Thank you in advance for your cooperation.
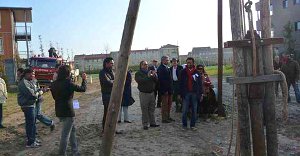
[0,125,6,129]
[26,142,41,148]
[115,131,123,134]
[50,124,55,131]
[124,120,132,123]
[35,139,42,143]
[118,120,121,123]
[168,118,175,122]
[150,124,160,127]
[162,120,171,123]
[143,126,149,130]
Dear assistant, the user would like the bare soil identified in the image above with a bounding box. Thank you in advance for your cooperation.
[0,77,299,156]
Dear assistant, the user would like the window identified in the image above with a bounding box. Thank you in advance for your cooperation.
[295,21,300,31]
[283,0,288,8]
[295,0,300,4]
[0,38,3,55]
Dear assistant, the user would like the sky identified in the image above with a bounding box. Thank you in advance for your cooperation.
[0,0,260,58]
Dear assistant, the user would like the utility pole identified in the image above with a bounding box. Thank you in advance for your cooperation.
[217,0,226,117]
[100,0,140,155]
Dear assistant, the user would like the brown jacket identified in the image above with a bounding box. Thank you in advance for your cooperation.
[281,59,300,83]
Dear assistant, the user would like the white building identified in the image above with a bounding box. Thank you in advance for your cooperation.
[111,44,179,66]
[74,54,109,72]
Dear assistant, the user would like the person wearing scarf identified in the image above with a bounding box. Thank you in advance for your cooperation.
[180,57,203,130]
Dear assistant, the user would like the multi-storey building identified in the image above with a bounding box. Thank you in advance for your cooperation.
[111,44,179,66]
[74,54,109,72]
[186,47,233,66]
[0,7,32,84]
[256,0,300,54]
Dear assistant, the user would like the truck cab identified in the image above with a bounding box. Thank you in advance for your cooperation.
[30,56,63,86]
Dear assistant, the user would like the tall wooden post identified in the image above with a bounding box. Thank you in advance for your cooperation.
[260,0,278,155]
[229,0,252,155]
[217,0,226,117]
[24,10,30,66]
[100,1,140,155]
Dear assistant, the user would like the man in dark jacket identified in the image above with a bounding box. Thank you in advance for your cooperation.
[135,61,160,130]
[180,57,203,130]
[281,54,300,103]
[99,57,114,131]
[18,69,41,148]
[50,65,87,155]
[170,58,183,112]
[157,56,174,123]
[148,59,161,108]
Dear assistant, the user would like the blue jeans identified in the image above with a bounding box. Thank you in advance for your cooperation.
[35,100,53,126]
[182,92,198,127]
[21,107,36,145]
[59,117,78,155]
[288,82,300,103]
[0,103,3,126]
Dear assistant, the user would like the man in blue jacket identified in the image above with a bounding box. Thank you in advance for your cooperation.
[157,56,174,123]
[180,57,203,130]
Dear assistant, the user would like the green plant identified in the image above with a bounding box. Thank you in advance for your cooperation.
[283,21,296,55]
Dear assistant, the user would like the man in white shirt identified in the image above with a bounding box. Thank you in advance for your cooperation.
[170,58,183,112]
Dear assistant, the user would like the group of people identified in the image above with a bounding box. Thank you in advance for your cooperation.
[15,65,87,156]
[99,56,218,132]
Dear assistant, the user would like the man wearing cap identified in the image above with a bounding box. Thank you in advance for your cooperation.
[281,54,300,103]
[170,58,183,112]
[157,56,174,123]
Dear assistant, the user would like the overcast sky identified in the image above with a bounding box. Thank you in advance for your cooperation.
[0,0,260,58]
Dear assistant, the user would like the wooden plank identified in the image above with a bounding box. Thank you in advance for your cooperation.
[226,74,283,84]
[224,38,284,48]
[100,0,140,155]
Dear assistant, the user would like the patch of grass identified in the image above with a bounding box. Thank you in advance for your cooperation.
[3,92,55,119]
[205,65,233,77]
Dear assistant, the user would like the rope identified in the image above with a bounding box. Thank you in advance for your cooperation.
[227,83,235,156]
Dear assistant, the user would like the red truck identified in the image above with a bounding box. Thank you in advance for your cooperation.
[30,56,63,86]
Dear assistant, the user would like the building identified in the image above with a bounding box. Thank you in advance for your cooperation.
[185,47,233,66]
[0,7,32,84]
[255,0,300,54]
[111,44,179,66]
[74,54,109,72]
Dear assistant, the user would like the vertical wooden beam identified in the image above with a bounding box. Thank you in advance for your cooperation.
[229,0,251,155]
[24,10,30,66]
[100,1,140,155]
[260,0,278,155]
[217,0,226,117]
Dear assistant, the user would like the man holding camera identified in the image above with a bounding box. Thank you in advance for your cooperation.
[135,61,160,130]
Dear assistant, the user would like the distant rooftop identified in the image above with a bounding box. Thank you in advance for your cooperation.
[74,54,109,60]
[161,44,179,48]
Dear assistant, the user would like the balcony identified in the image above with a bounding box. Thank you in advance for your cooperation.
[15,26,31,41]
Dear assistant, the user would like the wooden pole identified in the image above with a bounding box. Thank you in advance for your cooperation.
[217,0,226,117]
[229,0,251,155]
[24,10,30,66]
[100,1,140,155]
[260,0,278,155]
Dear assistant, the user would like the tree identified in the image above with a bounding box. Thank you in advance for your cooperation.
[283,21,296,55]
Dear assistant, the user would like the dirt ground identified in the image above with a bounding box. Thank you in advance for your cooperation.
[0,76,299,156]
